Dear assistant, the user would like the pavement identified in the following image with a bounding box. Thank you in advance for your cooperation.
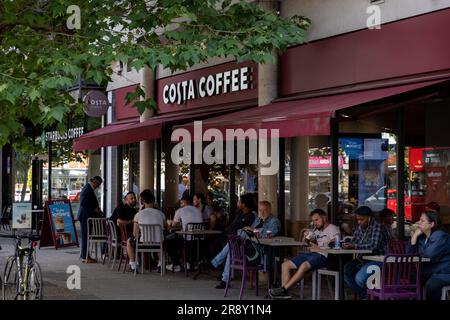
[0,229,320,300]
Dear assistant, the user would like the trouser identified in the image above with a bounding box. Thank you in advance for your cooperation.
[79,217,88,260]
[424,273,450,300]
[344,260,382,298]
[212,244,231,281]
[165,233,183,265]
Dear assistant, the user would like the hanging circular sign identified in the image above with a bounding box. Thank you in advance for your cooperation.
[83,90,109,117]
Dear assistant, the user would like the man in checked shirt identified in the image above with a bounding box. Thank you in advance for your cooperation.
[343,206,388,299]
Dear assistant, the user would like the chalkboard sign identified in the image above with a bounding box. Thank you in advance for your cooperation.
[40,200,79,249]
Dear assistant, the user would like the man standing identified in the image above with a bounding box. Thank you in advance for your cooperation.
[343,206,388,299]
[77,176,103,263]
[269,209,340,299]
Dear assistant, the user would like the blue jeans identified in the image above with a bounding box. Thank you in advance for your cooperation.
[425,273,450,300]
[212,244,231,282]
[344,260,382,298]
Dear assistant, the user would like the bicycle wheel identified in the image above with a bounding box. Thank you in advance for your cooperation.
[26,262,43,300]
[2,256,19,300]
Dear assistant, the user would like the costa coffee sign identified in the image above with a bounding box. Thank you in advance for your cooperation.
[158,61,258,113]
[83,90,110,117]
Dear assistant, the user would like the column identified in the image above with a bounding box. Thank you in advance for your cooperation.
[257,0,279,214]
[288,137,310,240]
[139,67,155,192]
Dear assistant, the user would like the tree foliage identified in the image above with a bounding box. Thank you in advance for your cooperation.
[0,0,310,149]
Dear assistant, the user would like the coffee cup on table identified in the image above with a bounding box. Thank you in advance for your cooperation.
[253,229,260,239]
[266,230,272,238]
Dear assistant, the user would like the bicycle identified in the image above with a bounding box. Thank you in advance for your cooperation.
[2,233,43,300]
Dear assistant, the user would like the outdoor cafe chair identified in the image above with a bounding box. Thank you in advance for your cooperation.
[366,254,422,300]
[441,286,450,300]
[224,235,264,300]
[387,239,409,254]
[135,224,165,277]
[87,218,108,261]
[106,219,120,269]
[182,222,208,273]
[117,222,130,273]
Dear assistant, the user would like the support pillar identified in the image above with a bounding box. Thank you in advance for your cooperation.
[139,67,155,192]
[257,0,279,214]
[288,137,310,240]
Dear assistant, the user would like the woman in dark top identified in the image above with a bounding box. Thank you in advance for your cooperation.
[407,211,450,299]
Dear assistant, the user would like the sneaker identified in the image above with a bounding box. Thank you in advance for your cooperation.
[269,287,291,300]
[215,281,227,289]
[166,264,182,272]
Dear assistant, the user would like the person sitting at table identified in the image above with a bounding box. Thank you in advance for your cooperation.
[211,200,280,289]
[407,211,450,300]
[165,194,203,272]
[343,206,388,299]
[269,208,340,299]
[127,189,167,272]
[112,191,138,237]
[194,193,213,221]
[377,208,395,240]
[208,193,257,261]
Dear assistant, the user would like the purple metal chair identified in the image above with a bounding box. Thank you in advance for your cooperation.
[224,235,264,300]
[367,254,422,300]
[387,239,409,254]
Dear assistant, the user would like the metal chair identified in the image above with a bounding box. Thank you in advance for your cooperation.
[117,222,130,273]
[224,235,264,300]
[367,254,422,300]
[387,239,409,254]
[106,220,120,269]
[135,224,165,277]
[441,286,450,300]
[182,222,208,274]
[87,218,108,261]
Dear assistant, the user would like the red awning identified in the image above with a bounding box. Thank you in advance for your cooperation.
[73,103,253,151]
[177,79,448,139]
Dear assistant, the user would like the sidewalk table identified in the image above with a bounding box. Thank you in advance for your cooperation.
[255,237,307,294]
[362,255,431,263]
[176,230,222,279]
[317,248,372,300]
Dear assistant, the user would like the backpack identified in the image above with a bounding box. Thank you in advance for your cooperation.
[242,229,264,266]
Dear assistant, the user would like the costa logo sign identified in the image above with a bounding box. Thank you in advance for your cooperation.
[83,90,110,117]
[163,66,253,105]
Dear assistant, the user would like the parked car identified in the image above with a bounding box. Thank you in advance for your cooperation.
[364,186,412,221]
[364,186,387,212]
[68,190,81,201]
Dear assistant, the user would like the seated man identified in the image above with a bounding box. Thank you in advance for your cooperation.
[127,189,167,272]
[111,191,138,238]
[165,194,203,272]
[212,200,281,289]
[343,206,388,299]
[269,209,340,299]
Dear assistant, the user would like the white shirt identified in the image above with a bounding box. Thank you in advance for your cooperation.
[313,224,341,257]
[173,205,203,230]
[134,208,165,243]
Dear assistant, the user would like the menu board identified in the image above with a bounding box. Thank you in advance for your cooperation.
[40,200,79,249]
